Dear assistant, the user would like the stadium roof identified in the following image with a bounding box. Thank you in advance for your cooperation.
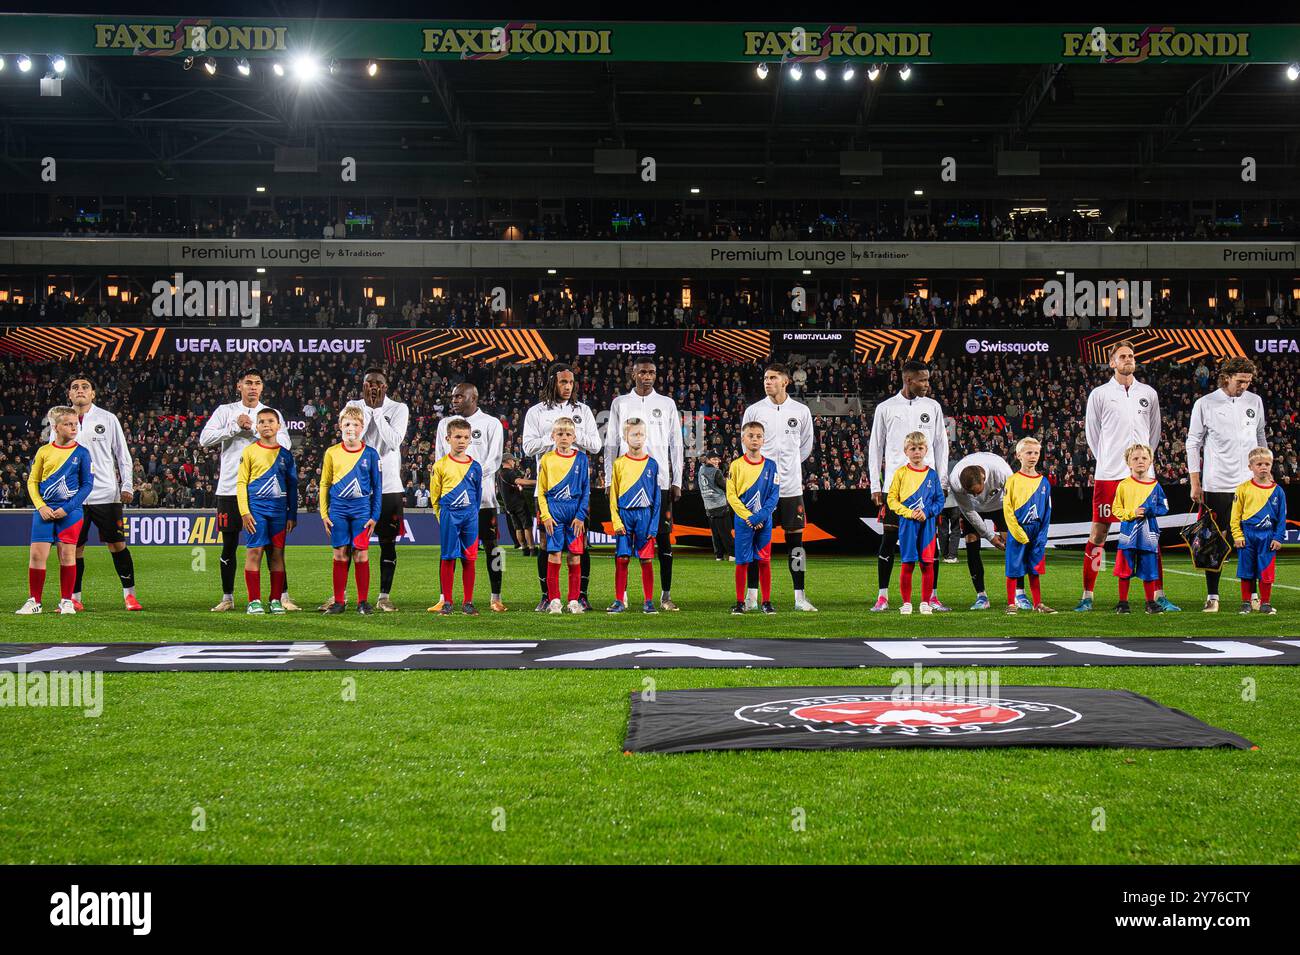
[1,15,1298,196]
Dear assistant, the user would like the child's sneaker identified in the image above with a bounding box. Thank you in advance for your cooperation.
[1114,600,1130,614]
[57,599,77,615]
[548,599,563,614]
[927,597,950,613]
[643,600,658,614]
[439,603,455,617]
[731,602,745,615]
[1144,600,1164,615]
[1259,603,1277,615]
[760,602,777,615]
[321,602,346,615]
[14,598,41,615]
[899,602,913,615]
[246,600,264,615]
[461,602,479,616]
[357,601,374,615]
[1016,593,1035,611]
[567,599,585,614]
[606,600,626,614]
[1239,601,1252,615]
[919,601,933,615]
[870,595,889,612]
[1005,604,1018,615]
[268,599,285,614]
[1034,603,1058,614]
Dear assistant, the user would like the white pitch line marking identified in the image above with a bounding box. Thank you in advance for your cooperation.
[1162,567,1300,592]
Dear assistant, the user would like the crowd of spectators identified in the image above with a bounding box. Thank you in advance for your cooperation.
[8,202,1297,243]
[3,284,1296,331]
[1,347,1298,513]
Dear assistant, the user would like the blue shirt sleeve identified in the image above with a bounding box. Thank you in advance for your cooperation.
[1275,489,1288,545]
[1148,484,1169,518]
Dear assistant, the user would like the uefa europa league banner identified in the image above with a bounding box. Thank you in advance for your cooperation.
[1,325,1296,367]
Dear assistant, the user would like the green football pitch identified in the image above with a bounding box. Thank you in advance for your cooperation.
[1,545,1297,864]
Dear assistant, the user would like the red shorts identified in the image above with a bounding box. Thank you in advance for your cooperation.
[1092,479,1121,524]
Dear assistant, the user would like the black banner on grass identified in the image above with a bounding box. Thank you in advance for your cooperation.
[622,686,1257,752]
[1,638,1299,671]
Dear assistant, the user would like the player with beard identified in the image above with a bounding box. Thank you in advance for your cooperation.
[522,363,602,611]
[1076,341,1176,612]
[435,382,506,612]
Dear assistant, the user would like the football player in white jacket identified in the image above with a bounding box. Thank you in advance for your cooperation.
[604,358,684,610]
[198,368,293,612]
[66,374,141,611]
[868,360,951,612]
[522,363,602,611]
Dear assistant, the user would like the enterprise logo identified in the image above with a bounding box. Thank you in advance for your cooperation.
[577,338,657,355]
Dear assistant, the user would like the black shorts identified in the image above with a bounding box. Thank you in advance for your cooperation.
[378,492,405,543]
[960,512,1006,539]
[477,507,499,543]
[78,502,126,545]
[216,495,242,540]
[777,495,806,532]
[503,500,530,532]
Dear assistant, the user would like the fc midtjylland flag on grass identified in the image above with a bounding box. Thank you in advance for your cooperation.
[623,686,1257,753]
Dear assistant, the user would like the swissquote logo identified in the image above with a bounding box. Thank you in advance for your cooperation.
[151,271,260,326]
[965,338,1050,354]
[1041,271,1152,325]
[735,693,1082,736]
